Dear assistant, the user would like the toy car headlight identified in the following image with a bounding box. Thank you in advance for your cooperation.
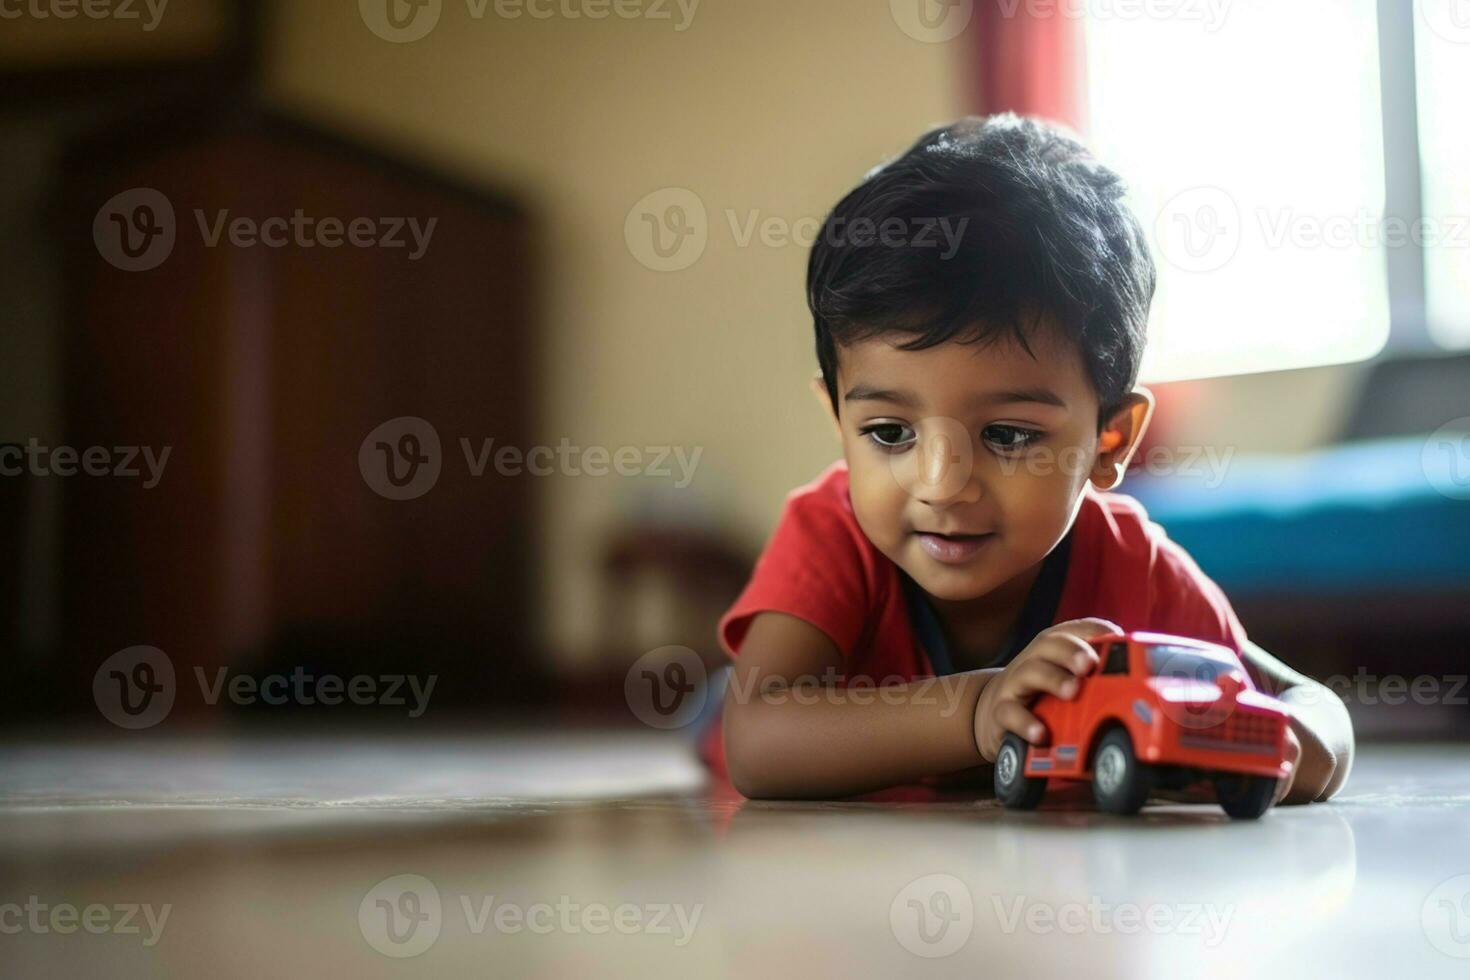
[1157,681,1223,703]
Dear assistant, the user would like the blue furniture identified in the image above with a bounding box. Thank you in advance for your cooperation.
[1128,435,1470,597]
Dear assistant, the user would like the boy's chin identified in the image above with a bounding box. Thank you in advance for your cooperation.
[904,563,1001,603]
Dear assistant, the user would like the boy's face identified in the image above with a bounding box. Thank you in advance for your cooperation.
[829,325,1147,605]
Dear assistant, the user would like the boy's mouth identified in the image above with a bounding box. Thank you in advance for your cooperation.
[914,530,994,565]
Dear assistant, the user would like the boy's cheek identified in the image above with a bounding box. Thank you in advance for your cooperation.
[842,464,903,533]
[846,452,912,511]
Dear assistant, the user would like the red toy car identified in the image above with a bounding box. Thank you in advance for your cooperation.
[993,631,1292,819]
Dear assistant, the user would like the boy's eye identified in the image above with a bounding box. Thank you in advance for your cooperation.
[982,424,1043,453]
[861,423,916,449]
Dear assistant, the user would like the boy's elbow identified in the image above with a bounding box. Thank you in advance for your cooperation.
[727,759,781,801]
[723,702,794,800]
[1281,679,1355,803]
[723,727,775,800]
[723,746,782,799]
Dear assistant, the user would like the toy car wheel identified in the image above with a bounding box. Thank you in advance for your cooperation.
[1214,773,1277,820]
[994,733,1047,810]
[1090,727,1151,815]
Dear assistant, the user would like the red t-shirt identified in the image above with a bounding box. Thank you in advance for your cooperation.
[701,460,1249,778]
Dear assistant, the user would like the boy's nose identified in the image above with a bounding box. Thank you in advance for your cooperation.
[912,429,981,506]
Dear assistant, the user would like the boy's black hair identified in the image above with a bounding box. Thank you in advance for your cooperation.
[806,114,1154,427]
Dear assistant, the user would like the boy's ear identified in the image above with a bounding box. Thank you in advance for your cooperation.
[810,373,842,440]
[1090,387,1155,491]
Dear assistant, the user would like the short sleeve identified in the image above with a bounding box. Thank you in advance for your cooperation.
[718,489,874,659]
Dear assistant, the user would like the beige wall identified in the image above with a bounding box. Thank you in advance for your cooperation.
[262,0,966,666]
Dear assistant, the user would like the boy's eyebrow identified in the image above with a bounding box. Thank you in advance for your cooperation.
[980,387,1069,409]
[843,384,918,407]
[843,384,1068,410]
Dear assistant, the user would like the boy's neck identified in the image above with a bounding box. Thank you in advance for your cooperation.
[927,559,1046,669]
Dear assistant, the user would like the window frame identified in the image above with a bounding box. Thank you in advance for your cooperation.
[1376,0,1437,353]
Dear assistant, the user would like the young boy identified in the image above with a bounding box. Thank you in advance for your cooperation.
[707,115,1353,804]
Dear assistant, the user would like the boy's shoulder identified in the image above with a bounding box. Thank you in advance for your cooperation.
[1065,482,1248,652]
[767,460,881,566]
[718,460,899,660]
[1075,482,1200,571]
[782,459,855,516]
[1075,482,1159,545]
[1069,482,1199,590]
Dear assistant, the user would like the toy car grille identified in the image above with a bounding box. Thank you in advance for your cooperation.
[1181,710,1280,752]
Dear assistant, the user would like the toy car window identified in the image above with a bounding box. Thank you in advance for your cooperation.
[1145,645,1236,682]
[1102,642,1129,674]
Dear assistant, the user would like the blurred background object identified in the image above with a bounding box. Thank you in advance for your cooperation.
[1,0,1467,739]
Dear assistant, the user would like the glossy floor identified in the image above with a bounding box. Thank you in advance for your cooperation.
[2,733,1468,978]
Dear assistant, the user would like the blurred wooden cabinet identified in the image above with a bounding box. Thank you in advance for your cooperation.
[58,108,543,714]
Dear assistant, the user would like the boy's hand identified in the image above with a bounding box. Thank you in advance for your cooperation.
[973,618,1119,762]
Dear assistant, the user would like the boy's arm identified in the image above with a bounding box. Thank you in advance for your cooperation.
[722,613,1115,799]
[721,612,994,799]
[1239,639,1354,803]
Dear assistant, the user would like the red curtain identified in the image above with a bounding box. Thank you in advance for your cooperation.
[967,1,1088,131]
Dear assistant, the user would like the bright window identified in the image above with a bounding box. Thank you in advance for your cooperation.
[1414,2,1470,350]
[1084,0,1391,383]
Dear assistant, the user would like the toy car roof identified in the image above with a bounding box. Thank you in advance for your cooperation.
[1108,631,1239,657]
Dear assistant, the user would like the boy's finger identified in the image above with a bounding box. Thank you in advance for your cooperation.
[1045,617,1122,640]
[994,699,1047,745]
[1012,659,1081,700]
[1028,633,1102,676]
